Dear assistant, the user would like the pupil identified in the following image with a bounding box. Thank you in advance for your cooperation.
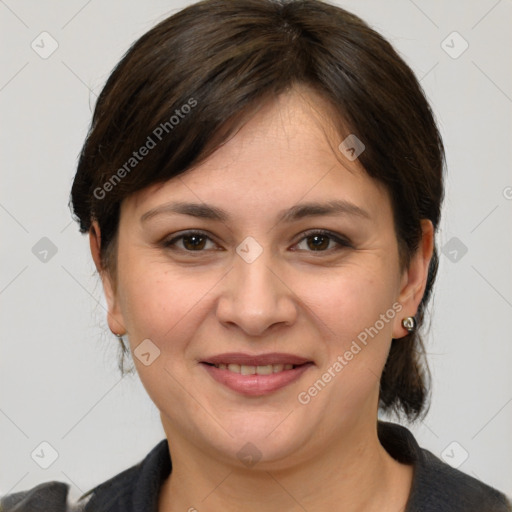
[309,235,328,250]
[184,235,205,250]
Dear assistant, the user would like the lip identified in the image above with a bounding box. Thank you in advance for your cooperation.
[200,352,314,397]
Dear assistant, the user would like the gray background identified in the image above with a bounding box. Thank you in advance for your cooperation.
[1,0,511,502]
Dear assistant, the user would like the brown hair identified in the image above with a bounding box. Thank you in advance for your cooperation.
[70,0,445,420]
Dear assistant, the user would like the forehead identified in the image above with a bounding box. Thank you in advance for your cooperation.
[127,87,391,223]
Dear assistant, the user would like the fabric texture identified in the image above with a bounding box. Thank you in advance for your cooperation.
[1,421,510,511]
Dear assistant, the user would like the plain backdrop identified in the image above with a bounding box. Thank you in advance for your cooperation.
[1,0,511,503]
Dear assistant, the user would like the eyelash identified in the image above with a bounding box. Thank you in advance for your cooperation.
[161,229,353,255]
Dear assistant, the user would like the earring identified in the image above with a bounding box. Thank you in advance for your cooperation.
[401,316,416,333]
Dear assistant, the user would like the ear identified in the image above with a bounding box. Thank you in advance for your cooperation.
[392,219,434,339]
[89,221,126,336]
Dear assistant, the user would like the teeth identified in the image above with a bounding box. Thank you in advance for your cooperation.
[214,363,296,374]
[241,365,256,375]
[255,365,272,375]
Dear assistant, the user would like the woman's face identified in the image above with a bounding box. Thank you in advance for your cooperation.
[95,88,430,469]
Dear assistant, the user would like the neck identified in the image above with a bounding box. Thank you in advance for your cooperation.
[158,420,413,512]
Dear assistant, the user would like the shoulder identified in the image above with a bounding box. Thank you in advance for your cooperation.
[411,447,512,512]
[0,481,83,512]
[81,438,170,511]
[0,465,140,512]
[377,421,512,512]
[0,439,171,512]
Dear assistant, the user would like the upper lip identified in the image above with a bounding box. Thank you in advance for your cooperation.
[202,352,312,366]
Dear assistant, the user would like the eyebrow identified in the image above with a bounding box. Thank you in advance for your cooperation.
[140,199,371,224]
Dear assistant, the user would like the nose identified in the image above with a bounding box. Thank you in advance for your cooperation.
[215,248,298,337]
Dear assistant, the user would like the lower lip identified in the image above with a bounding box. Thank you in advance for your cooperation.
[201,363,313,396]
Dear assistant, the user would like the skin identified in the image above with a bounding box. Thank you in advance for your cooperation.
[90,85,434,512]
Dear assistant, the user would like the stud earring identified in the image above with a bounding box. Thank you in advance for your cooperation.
[401,316,417,333]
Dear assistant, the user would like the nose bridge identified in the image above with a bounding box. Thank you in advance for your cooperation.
[216,241,297,336]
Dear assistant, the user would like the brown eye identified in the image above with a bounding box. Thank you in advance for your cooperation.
[294,230,352,253]
[182,234,207,250]
[163,231,217,252]
[305,234,331,251]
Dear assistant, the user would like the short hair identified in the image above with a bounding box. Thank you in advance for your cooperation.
[70,0,445,420]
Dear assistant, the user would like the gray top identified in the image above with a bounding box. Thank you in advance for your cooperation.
[1,421,511,511]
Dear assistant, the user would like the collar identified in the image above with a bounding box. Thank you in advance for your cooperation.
[79,420,511,512]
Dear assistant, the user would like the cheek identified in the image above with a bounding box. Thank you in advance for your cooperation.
[116,262,220,411]
[118,259,221,354]
[119,249,399,355]
[295,261,399,401]
[304,260,398,338]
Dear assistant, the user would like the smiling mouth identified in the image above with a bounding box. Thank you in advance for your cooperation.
[204,362,300,375]
[200,354,314,396]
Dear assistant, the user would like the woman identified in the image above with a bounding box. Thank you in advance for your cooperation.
[2,0,510,510]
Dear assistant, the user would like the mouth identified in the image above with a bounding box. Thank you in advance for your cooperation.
[200,353,314,396]
[206,362,299,375]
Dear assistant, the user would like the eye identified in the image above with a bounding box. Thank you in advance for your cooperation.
[162,231,218,252]
[161,229,352,254]
[293,229,352,253]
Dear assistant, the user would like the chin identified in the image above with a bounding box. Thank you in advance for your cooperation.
[203,410,316,467]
